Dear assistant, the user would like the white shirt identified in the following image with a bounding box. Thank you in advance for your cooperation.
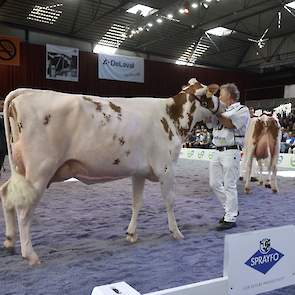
[212,102,250,147]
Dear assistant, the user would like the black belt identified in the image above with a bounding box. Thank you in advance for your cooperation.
[216,145,242,151]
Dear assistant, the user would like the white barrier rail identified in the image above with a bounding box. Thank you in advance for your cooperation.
[92,226,295,295]
[180,148,295,169]
[145,277,228,295]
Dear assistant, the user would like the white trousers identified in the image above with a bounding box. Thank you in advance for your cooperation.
[209,149,240,222]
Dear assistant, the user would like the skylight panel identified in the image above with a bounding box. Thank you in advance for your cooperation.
[206,26,233,36]
[176,37,210,65]
[126,4,158,17]
[93,24,128,54]
[27,4,63,25]
[286,1,295,9]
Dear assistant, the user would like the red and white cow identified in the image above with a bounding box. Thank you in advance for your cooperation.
[0,79,221,265]
[244,113,281,194]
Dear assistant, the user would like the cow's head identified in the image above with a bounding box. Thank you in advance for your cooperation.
[182,78,222,114]
[253,114,281,142]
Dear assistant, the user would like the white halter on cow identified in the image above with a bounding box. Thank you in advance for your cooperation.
[0,79,222,265]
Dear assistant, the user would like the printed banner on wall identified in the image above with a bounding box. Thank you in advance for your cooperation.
[0,35,20,66]
[180,148,295,169]
[284,84,295,98]
[98,53,144,83]
[46,44,79,82]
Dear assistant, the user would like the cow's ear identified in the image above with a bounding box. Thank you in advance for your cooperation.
[188,78,198,85]
[208,84,219,94]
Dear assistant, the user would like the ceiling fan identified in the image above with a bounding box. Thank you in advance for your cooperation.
[248,28,269,49]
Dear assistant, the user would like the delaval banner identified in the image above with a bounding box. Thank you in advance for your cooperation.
[98,53,144,83]
[224,225,295,295]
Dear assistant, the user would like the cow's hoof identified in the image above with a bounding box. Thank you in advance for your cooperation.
[265,184,271,189]
[26,254,41,266]
[172,230,184,240]
[126,232,138,243]
[244,187,251,194]
[4,238,15,249]
[272,188,278,193]
[23,252,41,266]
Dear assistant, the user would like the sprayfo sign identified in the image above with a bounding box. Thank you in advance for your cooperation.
[224,225,295,295]
[98,53,144,83]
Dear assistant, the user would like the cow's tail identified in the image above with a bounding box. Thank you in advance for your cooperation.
[0,89,37,210]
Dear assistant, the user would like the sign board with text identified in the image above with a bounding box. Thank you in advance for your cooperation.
[98,53,144,83]
[224,225,295,295]
[180,148,295,169]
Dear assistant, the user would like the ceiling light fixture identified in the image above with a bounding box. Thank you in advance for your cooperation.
[147,22,153,27]
[167,13,173,19]
[156,18,163,23]
[201,2,209,9]
[191,3,198,8]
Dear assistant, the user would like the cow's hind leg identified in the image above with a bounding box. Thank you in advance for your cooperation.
[244,149,254,194]
[16,171,49,265]
[160,166,183,240]
[1,195,17,253]
[264,158,272,189]
[257,160,264,185]
[126,176,145,243]
[270,157,278,193]
[16,203,40,265]
[18,176,52,265]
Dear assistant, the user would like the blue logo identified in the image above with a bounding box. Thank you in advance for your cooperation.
[245,238,284,274]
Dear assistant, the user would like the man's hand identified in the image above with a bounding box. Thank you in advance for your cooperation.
[216,113,235,129]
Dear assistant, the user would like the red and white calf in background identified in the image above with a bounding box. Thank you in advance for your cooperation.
[244,113,281,194]
[0,79,222,265]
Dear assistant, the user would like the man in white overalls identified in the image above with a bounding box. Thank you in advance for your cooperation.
[208,83,250,231]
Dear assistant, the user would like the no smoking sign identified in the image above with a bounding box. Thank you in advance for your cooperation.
[0,35,20,65]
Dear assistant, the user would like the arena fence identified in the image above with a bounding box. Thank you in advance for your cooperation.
[92,225,295,295]
[180,148,295,170]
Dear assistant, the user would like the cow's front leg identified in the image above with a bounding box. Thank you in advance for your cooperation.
[126,176,145,243]
[160,166,183,240]
[1,197,17,252]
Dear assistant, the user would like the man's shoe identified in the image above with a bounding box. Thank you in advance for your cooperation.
[219,211,239,224]
[216,221,237,231]
[250,177,259,182]
[239,176,243,181]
